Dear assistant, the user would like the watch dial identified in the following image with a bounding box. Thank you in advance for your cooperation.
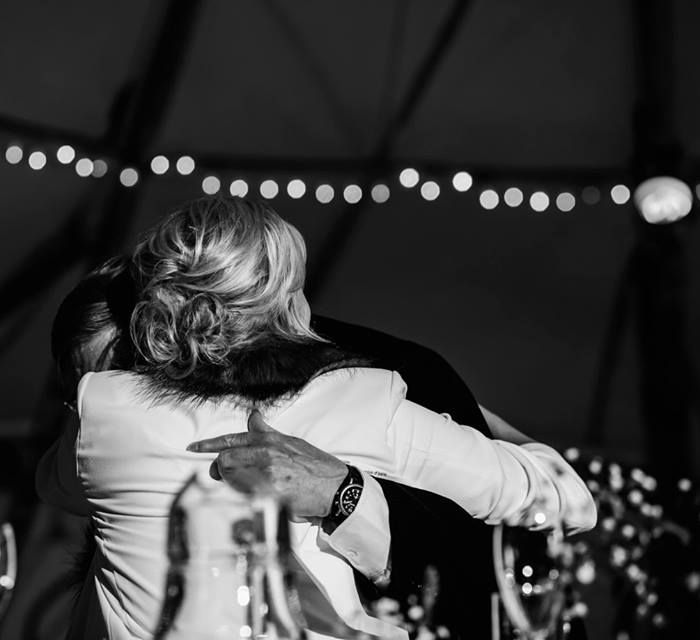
[341,485,363,515]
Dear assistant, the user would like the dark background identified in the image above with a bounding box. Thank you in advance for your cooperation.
[0,1,699,638]
[1,0,699,467]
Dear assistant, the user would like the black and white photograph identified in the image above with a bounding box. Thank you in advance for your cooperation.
[0,1,699,638]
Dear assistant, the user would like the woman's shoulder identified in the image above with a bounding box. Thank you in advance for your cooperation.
[76,370,148,417]
[301,367,408,414]
[267,367,410,452]
[311,366,404,386]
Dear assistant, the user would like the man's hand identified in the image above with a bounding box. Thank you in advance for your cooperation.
[187,411,349,520]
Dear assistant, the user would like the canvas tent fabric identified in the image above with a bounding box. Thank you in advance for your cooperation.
[0,0,699,469]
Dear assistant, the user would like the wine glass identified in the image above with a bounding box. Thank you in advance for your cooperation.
[156,473,304,640]
[0,522,17,622]
[493,513,567,639]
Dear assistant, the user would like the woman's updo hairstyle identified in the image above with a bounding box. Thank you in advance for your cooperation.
[130,196,320,381]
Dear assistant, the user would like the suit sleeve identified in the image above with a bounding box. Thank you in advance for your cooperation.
[386,372,597,532]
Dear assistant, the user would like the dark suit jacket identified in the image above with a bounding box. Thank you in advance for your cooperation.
[313,315,497,638]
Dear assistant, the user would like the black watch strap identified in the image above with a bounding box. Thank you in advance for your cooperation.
[322,465,364,534]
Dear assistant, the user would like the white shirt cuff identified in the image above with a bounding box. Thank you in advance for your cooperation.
[319,471,391,584]
[520,442,598,534]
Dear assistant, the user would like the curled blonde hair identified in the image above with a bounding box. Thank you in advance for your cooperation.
[130,196,320,379]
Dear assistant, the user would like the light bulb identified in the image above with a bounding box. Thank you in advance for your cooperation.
[634,176,692,224]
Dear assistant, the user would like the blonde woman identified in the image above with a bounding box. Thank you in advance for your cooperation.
[40,196,596,640]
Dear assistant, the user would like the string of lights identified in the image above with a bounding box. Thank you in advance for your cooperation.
[4,141,700,214]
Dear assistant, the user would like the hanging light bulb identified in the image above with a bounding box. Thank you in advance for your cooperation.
[529,192,549,212]
[202,176,221,194]
[399,168,419,188]
[420,181,440,201]
[229,179,248,197]
[28,151,47,170]
[151,155,169,175]
[260,179,279,199]
[315,185,334,204]
[610,184,631,205]
[504,188,523,207]
[556,193,576,212]
[5,145,23,164]
[479,190,499,210]
[634,176,693,224]
[75,158,94,177]
[287,179,306,199]
[176,156,195,175]
[92,159,109,178]
[371,184,390,203]
[56,145,75,164]
[119,168,139,187]
[452,171,472,192]
[343,185,362,203]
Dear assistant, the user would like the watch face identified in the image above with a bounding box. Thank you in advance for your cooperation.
[340,484,363,516]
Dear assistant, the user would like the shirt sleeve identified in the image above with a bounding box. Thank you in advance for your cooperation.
[519,442,598,534]
[386,376,597,533]
[318,471,391,584]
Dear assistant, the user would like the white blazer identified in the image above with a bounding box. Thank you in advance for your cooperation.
[37,367,596,639]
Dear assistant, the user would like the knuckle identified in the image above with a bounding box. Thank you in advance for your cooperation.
[217,451,235,470]
[252,446,272,466]
[224,433,245,447]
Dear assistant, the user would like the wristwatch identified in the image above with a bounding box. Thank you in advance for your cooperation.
[322,465,364,533]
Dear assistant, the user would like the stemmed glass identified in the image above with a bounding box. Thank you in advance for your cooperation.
[493,508,567,639]
[0,522,17,622]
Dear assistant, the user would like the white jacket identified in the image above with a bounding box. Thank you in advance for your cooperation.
[37,367,596,639]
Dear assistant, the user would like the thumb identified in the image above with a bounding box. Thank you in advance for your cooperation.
[248,409,277,434]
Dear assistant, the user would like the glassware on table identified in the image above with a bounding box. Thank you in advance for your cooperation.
[0,522,16,622]
[156,471,304,640]
[492,509,567,639]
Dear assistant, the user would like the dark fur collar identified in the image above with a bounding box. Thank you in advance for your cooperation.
[135,336,371,407]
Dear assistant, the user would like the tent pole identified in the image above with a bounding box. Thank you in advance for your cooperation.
[587,0,694,480]
[9,1,207,554]
[631,0,694,482]
[306,0,474,300]
[262,0,363,152]
[89,0,205,263]
[0,0,205,327]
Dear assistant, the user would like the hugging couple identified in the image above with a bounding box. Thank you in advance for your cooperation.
[38,195,596,639]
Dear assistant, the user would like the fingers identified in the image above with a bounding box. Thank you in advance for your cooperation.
[187,412,278,452]
[211,446,269,477]
[211,450,272,492]
[187,432,248,453]
[248,409,276,434]
[208,452,259,482]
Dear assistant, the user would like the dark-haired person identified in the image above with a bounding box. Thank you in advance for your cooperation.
[38,197,595,639]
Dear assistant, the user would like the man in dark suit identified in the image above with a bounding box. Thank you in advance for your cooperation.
[48,260,507,637]
[45,249,592,638]
[198,315,564,638]
[314,316,496,635]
